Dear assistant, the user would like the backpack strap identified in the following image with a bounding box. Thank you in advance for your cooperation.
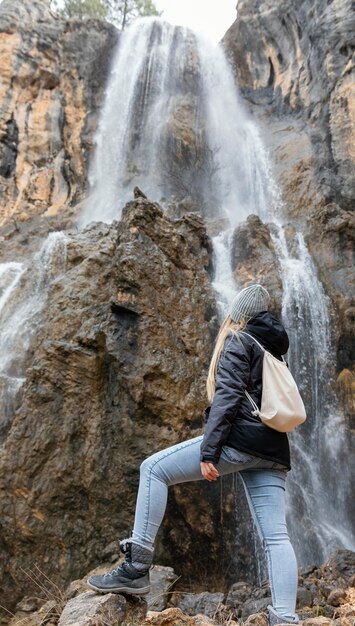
[239,331,265,352]
[238,331,263,416]
[239,331,285,362]
[244,389,259,415]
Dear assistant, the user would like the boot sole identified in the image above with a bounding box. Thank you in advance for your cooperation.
[87,579,150,595]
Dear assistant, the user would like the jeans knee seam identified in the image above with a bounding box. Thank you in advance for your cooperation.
[266,549,276,605]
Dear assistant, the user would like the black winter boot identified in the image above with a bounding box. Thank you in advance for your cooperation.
[268,606,299,625]
[87,540,152,595]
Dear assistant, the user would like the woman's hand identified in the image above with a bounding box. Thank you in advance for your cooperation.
[200,461,220,481]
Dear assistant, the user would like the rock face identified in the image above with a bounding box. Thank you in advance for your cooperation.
[231,214,283,314]
[223,0,355,415]
[7,549,355,626]
[0,0,354,615]
[57,592,147,626]
[0,0,117,226]
[0,199,222,608]
[223,0,355,209]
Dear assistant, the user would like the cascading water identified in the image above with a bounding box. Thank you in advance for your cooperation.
[197,37,275,227]
[0,262,26,430]
[211,231,236,315]
[0,262,24,314]
[0,232,68,441]
[82,18,202,224]
[82,16,355,570]
[272,226,355,563]
[82,18,276,229]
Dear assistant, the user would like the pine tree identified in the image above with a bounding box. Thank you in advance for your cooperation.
[52,0,108,19]
[105,0,162,30]
[52,0,162,27]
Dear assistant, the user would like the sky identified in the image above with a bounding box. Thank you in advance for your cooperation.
[0,0,238,44]
[154,0,238,43]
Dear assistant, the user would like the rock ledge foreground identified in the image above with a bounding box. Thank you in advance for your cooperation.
[5,549,355,626]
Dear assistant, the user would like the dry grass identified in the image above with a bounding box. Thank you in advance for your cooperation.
[0,565,66,626]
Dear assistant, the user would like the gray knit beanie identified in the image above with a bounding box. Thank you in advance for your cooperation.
[229,284,270,322]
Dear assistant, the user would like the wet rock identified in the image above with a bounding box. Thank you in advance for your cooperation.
[243,611,268,626]
[172,592,225,618]
[336,369,355,429]
[334,618,355,626]
[225,581,253,614]
[304,204,355,386]
[147,566,178,611]
[0,116,18,178]
[15,597,41,613]
[223,0,355,210]
[297,588,314,609]
[144,608,195,626]
[326,550,355,581]
[241,597,272,619]
[58,592,146,626]
[8,600,61,626]
[100,541,120,564]
[327,590,347,608]
[144,608,219,626]
[193,616,219,626]
[231,214,283,314]
[302,619,334,626]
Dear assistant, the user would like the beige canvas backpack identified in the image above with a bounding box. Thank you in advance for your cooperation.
[240,332,307,433]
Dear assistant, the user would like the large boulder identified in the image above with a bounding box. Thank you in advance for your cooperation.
[0,200,220,609]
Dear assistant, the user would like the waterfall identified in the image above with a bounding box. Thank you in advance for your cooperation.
[211,231,236,316]
[0,262,25,433]
[196,38,277,226]
[81,16,354,568]
[82,18,201,224]
[81,18,277,228]
[272,226,355,563]
[0,262,24,314]
[0,232,68,441]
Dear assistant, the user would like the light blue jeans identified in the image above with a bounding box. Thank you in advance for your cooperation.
[132,435,298,622]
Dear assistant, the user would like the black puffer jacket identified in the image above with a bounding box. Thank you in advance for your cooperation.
[200,311,291,469]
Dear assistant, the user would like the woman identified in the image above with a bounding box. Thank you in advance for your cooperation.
[88,284,299,626]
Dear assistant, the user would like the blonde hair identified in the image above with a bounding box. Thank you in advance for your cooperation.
[206,315,247,403]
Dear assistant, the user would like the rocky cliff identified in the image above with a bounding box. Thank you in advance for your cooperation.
[0,0,117,226]
[0,0,263,610]
[0,198,224,608]
[224,0,355,209]
[6,549,355,626]
[223,0,355,422]
[0,0,355,614]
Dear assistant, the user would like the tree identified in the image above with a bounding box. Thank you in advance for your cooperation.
[105,0,162,30]
[51,0,161,27]
[51,0,108,19]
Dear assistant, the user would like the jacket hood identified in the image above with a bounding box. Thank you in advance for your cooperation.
[245,311,289,355]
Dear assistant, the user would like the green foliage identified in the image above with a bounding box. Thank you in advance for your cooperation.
[106,0,162,30]
[52,0,108,19]
[135,0,161,18]
[51,0,162,27]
